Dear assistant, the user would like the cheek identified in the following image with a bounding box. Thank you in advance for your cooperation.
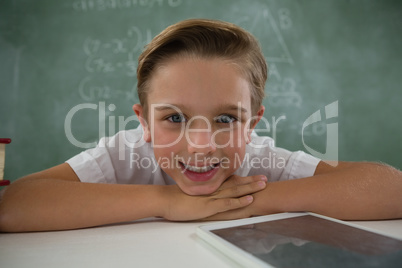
[213,126,247,147]
[219,129,247,167]
[152,126,183,147]
[224,145,246,167]
[152,127,185,161]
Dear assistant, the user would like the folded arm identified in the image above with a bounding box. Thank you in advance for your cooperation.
[0,163,266,232]
[208,161,402,221]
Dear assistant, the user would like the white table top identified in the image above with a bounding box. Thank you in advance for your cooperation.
[1,216,402,268]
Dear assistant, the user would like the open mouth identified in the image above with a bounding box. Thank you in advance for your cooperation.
[179,162,220,182]
[181,162,220,173]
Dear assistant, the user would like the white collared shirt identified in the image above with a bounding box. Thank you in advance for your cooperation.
[66,126,320,185]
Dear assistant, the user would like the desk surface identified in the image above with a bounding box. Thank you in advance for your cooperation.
[1,216,402,268]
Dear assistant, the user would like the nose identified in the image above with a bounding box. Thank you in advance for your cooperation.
[186,122,216,155]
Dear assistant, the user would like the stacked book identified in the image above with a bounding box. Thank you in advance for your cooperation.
[0,138,11,186]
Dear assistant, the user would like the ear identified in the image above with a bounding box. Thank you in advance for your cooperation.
[246,105,265,144]
[133,104,151,142]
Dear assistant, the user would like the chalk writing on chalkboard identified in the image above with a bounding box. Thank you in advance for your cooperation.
[233,7,301,113]
[78,76,136,102]
[267,77,302,108]
[78,26,153,101]
[235,8,294,65]
[72,0,183,12]
[83,26,151,75]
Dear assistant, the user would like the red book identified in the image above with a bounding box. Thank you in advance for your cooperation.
[0,138,12,186]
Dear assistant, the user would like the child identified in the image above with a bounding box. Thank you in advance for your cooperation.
[0,19,401,232]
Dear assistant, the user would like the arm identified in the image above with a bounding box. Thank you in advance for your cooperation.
[208,161,402,220]
[0,163,266,232]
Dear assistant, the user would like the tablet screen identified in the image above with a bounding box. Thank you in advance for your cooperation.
[211,215,402,267]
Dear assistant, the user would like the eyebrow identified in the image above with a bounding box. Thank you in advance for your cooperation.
[219,104,248,114]
[153,104,248,114]
[153,104,186,112]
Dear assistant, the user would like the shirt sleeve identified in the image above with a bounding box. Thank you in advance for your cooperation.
[278,151,321,181]
[66,127,146,184]
[66,139,117,184]
[66,151,108,183]
[65,127,175,186]
[237,133,321,181]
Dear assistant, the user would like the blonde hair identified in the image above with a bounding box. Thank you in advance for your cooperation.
[137,19,267,115]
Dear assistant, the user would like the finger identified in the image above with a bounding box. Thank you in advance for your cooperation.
[204,206,250,221]
[219,175,267,190]
[209,195,254,215]
[215,180,267,199]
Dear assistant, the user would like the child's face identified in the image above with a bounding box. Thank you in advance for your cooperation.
[134,57,264,195]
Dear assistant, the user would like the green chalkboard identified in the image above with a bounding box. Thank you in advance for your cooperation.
[1,0,401,182]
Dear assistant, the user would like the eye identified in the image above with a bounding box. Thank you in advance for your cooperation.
[167,114,186,123]
[215,114,236,124]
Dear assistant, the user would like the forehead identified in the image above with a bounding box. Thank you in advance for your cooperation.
[147,57,252,114]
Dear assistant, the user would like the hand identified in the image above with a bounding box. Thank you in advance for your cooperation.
[160,175,267,221]
[205,175,274,221]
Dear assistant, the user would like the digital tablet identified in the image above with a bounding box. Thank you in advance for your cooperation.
[196,212,402,268]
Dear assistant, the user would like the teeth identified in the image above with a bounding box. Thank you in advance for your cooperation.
[183,163,217,173]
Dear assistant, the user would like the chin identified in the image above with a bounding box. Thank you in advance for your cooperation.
[182,184,220,196]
